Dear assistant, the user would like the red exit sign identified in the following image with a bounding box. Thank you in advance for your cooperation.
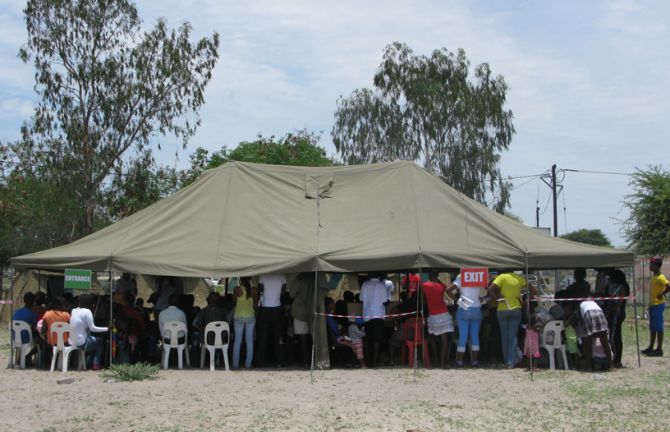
[460,267,489,287]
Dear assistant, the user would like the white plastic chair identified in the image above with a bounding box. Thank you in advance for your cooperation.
[10,320,40,369]
[200,321,230,371]
[49,322,86,372]
[540,320,568,370]
[161,320,190,369]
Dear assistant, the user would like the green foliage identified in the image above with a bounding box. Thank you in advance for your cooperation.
[560,228,612,247]
[103,150,182,220]
[101,362,160,382]
[181,130,334,187]
[229,130,333,167]
[624,166,670,255]
[18,0,219,234]
[332,42,514,212]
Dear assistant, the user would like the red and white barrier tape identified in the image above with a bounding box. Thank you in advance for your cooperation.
[0,300,14,304]
[318,311,418,320]
[530,296,635,302]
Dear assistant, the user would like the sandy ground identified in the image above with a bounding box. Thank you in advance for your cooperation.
[1,323,668,432]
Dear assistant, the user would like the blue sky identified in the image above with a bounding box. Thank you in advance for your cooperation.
[1,0,668,247]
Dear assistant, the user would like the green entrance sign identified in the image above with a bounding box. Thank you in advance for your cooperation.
[64,269,93,290]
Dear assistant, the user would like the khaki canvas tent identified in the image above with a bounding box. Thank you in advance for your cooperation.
[12,160,632,274]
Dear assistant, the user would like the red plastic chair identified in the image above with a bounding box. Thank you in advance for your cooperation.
[401,317,430,368]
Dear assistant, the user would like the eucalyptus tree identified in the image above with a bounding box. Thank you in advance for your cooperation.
[18,0,220,234]
[332,42,514,211]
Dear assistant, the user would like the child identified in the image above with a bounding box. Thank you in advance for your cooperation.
[564,322,580,370]
[348,318,366,368]
[524,315,541,371]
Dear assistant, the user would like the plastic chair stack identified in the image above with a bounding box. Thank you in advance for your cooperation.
[161,320,190,369]
[540,320,568,370]
[401,317,431,368]
[50,322,86,372]
[200,321,230,371]
[10,320,40,369]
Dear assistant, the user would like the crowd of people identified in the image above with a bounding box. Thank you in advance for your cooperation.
[9,258,668,372]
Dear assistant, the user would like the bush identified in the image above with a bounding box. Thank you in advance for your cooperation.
[101,362,160,382]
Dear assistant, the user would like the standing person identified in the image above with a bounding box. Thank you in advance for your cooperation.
[360,273,388,368]
[447,274,483,367]
[607,269,630,367]
[642,257,670,357]
[232,279,258,369]
[256,274,286,367]
[69,294,109,370]
[488,270,535,368]
[288,273,325,368]
[422,270,454,368]
[565,268,591,299]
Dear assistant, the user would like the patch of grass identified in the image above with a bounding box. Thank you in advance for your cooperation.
[101,362,160,382]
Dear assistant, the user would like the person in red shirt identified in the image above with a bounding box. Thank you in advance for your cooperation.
[421,270,454,368]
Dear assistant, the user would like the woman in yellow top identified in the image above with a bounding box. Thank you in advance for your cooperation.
[487,270,536,368]
[232,278,258,369]
[642,257,670,357]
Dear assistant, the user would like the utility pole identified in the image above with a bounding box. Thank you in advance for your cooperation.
[551,164,558,237]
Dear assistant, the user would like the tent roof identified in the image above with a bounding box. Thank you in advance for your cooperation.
[12,160,633,276]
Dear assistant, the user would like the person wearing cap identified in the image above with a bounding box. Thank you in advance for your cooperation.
[642,257,670,357]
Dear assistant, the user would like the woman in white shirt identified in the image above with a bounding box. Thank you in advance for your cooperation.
[447,274,483,367]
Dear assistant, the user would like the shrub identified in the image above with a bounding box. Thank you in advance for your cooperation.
[101,362,160,382]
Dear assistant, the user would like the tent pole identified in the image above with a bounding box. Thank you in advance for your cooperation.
[525,251,533,381]
[109,271,113,367]
[8,268,15,369]
[310,178,321,382]
[310,269,318,382]
[414,268,422,377]
[632,261,641,368]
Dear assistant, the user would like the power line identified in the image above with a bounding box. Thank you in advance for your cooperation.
[561,168,632,176]
[510,176,538,191]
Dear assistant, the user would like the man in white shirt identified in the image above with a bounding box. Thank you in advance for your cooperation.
[361,273,389,367]
[256,274,287,367]
[69,294,108,370]
[158,294,187,345]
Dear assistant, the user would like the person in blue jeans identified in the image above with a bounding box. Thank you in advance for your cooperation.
[69,294,108,370]
[488,271,536,368]
[447,274,484,367]
[232,278,258,369]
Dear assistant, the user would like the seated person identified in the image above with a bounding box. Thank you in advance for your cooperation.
[158,294,187,344]
[31,291,47,321]
[113,289,146,362]
[12,292,37,344]
[41,297,71,347]
[193,292,228,344]
[70,294,109,370]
